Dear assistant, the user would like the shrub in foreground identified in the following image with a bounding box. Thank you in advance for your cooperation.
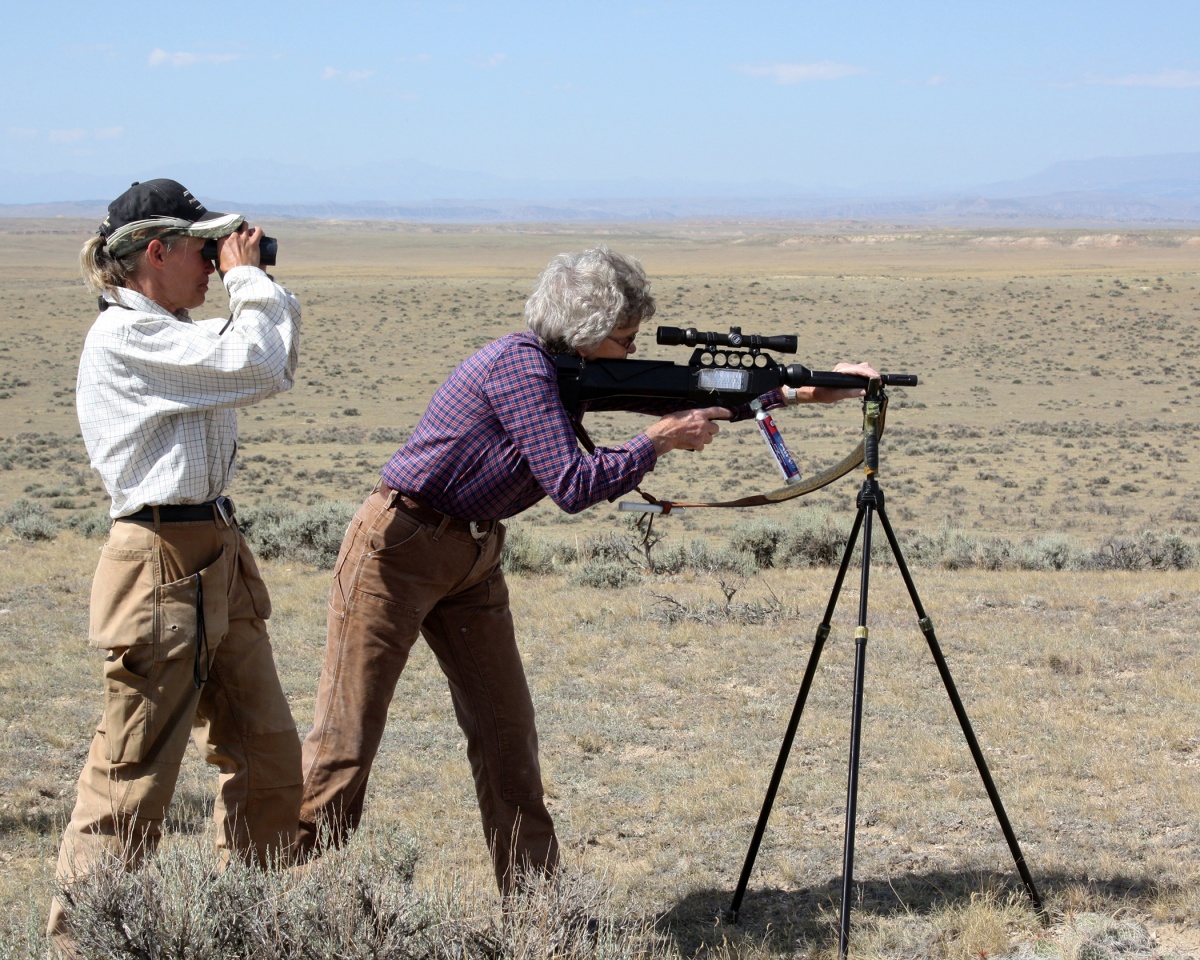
[1088,531,1197,571]
[238,499,357,567]
[502,523,559,575]
[729,518,784,568]
[654,537,756,577]
[29,828,669,960]
[572,559,644,589]
[775,509,852,568]
[0,498,60,542]
[67,509,112,540]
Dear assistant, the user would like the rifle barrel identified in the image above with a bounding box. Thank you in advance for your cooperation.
[784,365,918,389]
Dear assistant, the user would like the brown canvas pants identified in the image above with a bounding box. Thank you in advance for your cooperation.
[298,487,559,891]
[48,511,302,945]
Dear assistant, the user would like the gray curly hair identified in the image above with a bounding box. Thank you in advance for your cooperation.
[524,246,656,354]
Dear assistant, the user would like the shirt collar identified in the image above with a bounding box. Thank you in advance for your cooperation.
[107,286,192,321]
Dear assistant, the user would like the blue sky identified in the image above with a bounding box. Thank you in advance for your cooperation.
[3,0,1200,202]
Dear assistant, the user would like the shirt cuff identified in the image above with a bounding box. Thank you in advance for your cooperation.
[222,264,270,289]
[629,430,659,469]
[758,388,786,411]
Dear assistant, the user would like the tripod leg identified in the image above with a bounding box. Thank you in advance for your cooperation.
[838,501,876,958]
[727,505,867,922]
[874,503,1046,917]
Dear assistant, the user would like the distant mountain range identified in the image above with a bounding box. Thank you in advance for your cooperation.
[3,153,1199,224]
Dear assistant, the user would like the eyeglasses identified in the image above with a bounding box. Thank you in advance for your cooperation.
[607,334,637,350]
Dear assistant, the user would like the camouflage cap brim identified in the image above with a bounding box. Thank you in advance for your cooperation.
[105,213,244,258]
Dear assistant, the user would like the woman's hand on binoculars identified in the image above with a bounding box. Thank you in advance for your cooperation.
[218,225,264,272]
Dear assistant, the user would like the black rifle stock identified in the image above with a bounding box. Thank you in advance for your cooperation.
[555,354,917,410]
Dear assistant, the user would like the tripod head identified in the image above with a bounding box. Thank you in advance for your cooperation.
[861,378,887,478]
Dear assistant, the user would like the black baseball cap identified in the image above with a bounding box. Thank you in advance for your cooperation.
[99,179,244,257]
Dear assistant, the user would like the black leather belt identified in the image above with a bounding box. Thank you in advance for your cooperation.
[124,497,234,525]
[380,485,494,540]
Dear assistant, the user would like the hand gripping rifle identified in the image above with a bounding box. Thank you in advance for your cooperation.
[555,326,918,511]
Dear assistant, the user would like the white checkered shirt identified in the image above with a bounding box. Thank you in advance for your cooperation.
[77,266,302,518]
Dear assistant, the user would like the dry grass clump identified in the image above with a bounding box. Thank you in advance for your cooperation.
[6,826,670,960]
[0,498,60,542]
[24,840,1185,960]
[500,523,562,575]
[238,499,358,567]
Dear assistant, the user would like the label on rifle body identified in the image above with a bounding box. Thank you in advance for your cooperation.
[695,368,752,393]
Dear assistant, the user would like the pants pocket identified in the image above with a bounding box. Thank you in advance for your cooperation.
[232,532,272,622]
[101,644,156,763]
[89,545,155,650]
[329,507,421,620]
[101,550,230,764]
[156,549,231,661]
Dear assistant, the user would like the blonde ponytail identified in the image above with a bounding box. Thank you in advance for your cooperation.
[80,234,140,295]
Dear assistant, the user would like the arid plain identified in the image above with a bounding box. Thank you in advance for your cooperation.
[2,219,1198,545]
[1,220,1198,958]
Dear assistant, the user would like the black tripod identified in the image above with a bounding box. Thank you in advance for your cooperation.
[728,381,1044,958]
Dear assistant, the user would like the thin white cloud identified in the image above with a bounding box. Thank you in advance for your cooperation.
[740,61,866,84]
[148,48,238,68]
[477,53,507,69]
[321,67,372,82]
[1089,68,1200,88]
[14,126,124,143]
[396,53,432,64]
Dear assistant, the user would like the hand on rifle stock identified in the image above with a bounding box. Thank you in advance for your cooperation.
[645,406,732,455]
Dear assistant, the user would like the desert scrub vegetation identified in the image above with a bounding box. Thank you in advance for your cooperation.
[360,506,1185,576]
[503,511,1199,580]
[10,852,1189,960]
[236,499,358,567]
[7,497,1196,576]
[724,511,1198,574]
[6,827,669,960]
[0,498,59,542]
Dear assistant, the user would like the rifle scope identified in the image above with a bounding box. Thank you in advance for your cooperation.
[658,326,798,355]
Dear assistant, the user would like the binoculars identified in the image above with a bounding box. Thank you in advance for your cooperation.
[201,235,278,266]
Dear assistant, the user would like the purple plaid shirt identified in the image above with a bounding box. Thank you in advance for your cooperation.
[381,331,777,521]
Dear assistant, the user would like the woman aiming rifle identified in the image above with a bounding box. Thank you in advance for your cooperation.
[296,246,876,892]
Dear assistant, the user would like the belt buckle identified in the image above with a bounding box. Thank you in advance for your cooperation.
[214,496,234,526]
[469,521,489,541]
